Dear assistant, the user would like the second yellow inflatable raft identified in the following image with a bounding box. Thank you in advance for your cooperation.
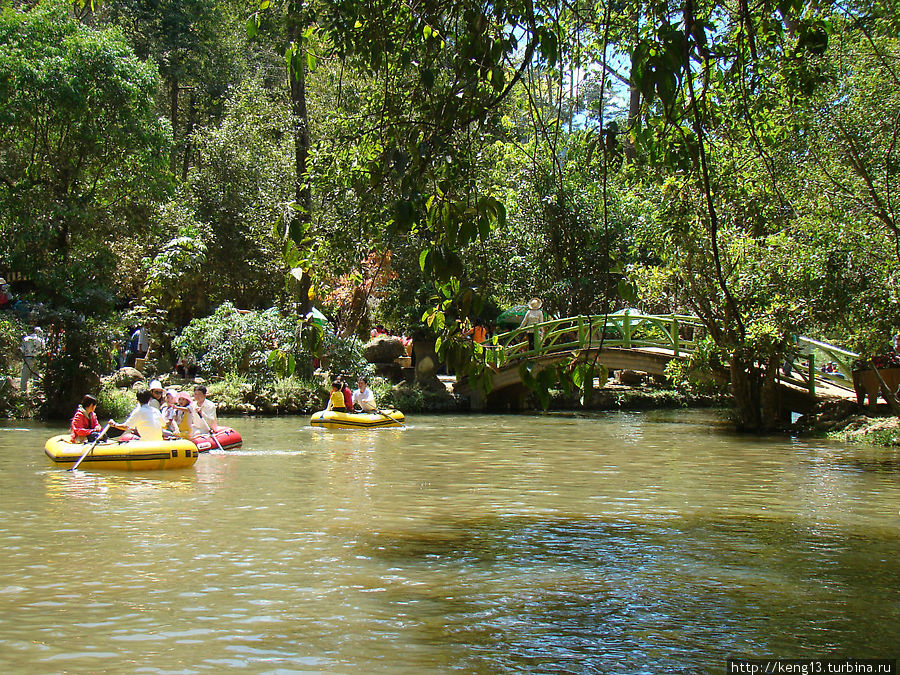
[310,409,405,429]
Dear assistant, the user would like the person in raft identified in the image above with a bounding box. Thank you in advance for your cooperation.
[70,394,102,443]
[111,389,164,442]
[190,385,218,437]
[148,379,165,410]
[352,376,377,412]
[326,379,347,412]
[161,389,183,435]
[171,391,193,437]
[340,377,353,411]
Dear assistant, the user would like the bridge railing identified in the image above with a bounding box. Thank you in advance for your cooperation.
[490,311,708,363]
[488,313,858,397]
[785,337,859,394]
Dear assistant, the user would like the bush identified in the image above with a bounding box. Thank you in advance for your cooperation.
[204,373,328,415]
[41,315,126,418]
[173,302,300,379]
[321,332,374,380]
[0,314,26,377]
[97,385,138,420]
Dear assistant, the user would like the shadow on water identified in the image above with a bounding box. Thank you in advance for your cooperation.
[356,513,900,673]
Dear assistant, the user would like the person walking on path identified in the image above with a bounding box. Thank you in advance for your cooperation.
[519,298,545,351]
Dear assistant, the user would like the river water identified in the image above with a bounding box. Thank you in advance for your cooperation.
[0,411,898,673]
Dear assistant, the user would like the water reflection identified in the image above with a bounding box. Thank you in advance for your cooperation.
[1,412,899,673]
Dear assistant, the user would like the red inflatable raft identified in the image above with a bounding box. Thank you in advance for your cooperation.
[191,426,242,452]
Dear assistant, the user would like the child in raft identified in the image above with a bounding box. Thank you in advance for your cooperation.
[325,379,347,412]
[173,392,194,437]
[70,394,102,443]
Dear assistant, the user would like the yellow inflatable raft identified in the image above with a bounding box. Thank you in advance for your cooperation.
[310,409,405,429]
[44,435,199,471]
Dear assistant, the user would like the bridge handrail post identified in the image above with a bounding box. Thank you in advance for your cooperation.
[623,312,631,349]
[671,315,680,357]
[808,352,815,396]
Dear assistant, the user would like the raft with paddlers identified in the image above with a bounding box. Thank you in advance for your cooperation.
[310,409,405,429]
[45,435,198,471]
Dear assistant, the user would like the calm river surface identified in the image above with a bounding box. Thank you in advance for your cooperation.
[1,411,898,673]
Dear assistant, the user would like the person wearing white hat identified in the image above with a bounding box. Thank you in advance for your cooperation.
[148,379,164,410]
[519,298,545,351]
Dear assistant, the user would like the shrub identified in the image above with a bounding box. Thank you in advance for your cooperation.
[0,314,26,377]
[97,385,138,420]
[173,302,300,379]
[321,332,374,380]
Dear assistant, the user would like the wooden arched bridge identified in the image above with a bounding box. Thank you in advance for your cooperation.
[455,310,859,412]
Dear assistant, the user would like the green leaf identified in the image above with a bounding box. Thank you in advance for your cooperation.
[618,279,638,304]
[306,51,317,71]
[246,17,258,39]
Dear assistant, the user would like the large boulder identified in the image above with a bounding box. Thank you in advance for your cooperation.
[106,367,144,389]
[363,335,404,363]
[617,369,645,386]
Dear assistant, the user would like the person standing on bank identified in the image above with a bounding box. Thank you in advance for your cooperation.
[519,298,545,351]
[20,326,45,392]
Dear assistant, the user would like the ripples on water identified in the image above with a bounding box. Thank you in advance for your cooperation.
[1,412,898,673]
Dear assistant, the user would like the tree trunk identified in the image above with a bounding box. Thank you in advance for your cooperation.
[623,83,641,162]
[170,78,179,175]
[181,90,195,182]
[730,356,763,432]
[287,1,312,316]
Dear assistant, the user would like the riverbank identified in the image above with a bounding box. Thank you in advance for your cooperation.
[793,397,900,447]
[88,372,727,419]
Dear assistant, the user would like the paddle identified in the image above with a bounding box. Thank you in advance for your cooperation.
[69,420,113,472]
[196,406,226,452]
[375,408,405,428]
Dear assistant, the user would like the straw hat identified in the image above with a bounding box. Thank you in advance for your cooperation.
[528,298,542,310]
